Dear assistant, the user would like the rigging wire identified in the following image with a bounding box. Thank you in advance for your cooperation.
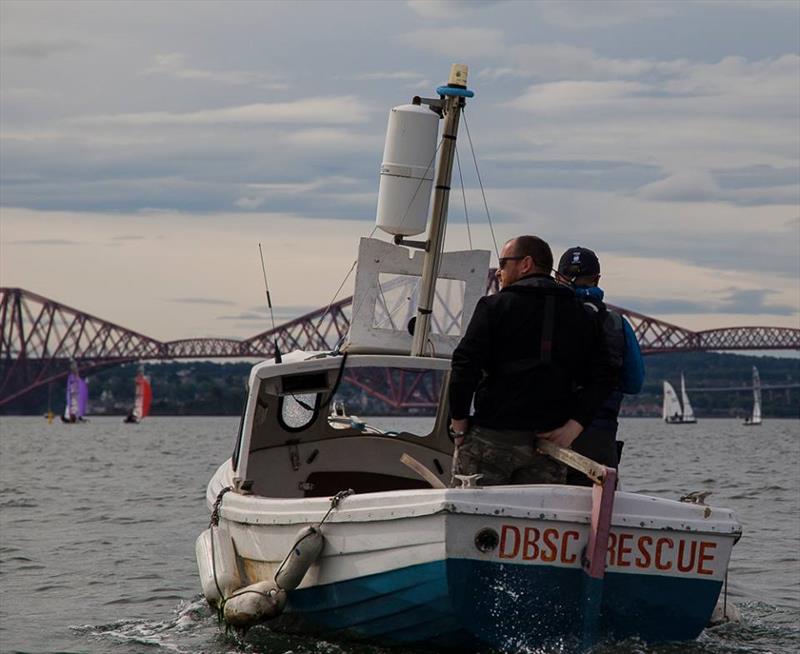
[317,139,444,331]
[351,138,447,334]
[313,233,373,335]
[462,109,499,259]
[455,145,473,250]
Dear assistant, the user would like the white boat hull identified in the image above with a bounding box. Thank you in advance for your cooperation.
[203,460,741,648]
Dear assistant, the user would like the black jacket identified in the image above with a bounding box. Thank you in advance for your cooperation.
[449,274,614,431]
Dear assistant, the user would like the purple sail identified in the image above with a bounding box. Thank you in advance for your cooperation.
[78,377,89,418]
[64,372,80,420]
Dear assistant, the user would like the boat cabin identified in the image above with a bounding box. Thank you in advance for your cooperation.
[232,352,454,498]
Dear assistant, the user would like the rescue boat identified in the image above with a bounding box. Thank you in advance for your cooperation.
[196,65,742,651]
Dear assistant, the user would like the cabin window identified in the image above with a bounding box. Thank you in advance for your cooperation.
[375,273,466,337]
[326,366,444,438]
[279,392,320,432]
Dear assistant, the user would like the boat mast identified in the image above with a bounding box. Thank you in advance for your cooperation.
[410,64,472,357]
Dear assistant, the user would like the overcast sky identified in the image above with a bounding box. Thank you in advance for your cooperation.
[1,0,798,341]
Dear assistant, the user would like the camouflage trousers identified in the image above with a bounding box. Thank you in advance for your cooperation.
[450,424,566,487]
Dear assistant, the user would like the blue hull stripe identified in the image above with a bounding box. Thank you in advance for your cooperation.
[284,558,722,647]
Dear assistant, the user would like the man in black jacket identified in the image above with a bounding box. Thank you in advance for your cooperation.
[448,235,614,486]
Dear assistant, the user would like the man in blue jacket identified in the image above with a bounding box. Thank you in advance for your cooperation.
[556,246,645,486]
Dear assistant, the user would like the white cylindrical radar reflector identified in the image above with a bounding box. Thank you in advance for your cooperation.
[376,104,439,236]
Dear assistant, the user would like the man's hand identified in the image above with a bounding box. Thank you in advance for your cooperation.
[537,419,584,448]
[450,418,469,446]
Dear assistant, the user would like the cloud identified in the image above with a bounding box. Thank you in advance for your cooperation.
[2,87,59,101]
[234,176,362,209]
[111,235,146,241]
[486,44,670,81]
[501,54,799,173]
[508,80,650,114]
[398,27,506,58]
[470,186,799,280]
[72,97,369,126]
[637,171,721,202]
[618,288,797,316]
[143,53,288,90]
[475,157,664,193]
[217,311,265,321]
[281,128,377,149]
[2,39,86,59]
[637,171,800,206]
[6,238,80,245]
[218,305,317,323]
[405,0,501,19]
[166,297,237,306]
[338,70,424,82]
[539,0,674,29]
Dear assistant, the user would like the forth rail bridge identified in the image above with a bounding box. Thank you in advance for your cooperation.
[2,283,799,409]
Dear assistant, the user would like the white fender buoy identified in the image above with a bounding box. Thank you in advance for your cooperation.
[195,526,241,605]
[223,581,287,627]
[274,525,325,591]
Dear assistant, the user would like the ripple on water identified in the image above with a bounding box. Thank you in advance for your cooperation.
[72,598,222,653]
[0,498,38,508]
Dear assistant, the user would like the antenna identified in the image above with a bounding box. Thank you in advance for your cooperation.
[258,243,282,364]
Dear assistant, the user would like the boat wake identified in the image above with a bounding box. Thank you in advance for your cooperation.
[67,595,797,654]
[71,596,411,654]
[70,597,215,652]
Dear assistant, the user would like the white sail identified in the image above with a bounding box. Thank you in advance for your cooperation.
[680,373,696,422]
[663,381,682,421]
[751,365,762,424]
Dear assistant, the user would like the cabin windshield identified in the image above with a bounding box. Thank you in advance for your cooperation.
[237,356,454,498]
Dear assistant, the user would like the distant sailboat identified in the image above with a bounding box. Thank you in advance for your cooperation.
[744,365,762,426]
[124,371,152,424]
[663,373,697,424]
[61,370,88,423]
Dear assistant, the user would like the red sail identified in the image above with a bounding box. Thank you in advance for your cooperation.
[134,374,153,419]
[141,377,152,417]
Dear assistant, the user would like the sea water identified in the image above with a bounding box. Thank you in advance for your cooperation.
[0,417,798,653]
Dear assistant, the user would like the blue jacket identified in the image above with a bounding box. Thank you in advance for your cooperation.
[575,286,645,395]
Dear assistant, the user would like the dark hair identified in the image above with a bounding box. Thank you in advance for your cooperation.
[512,235,553,273]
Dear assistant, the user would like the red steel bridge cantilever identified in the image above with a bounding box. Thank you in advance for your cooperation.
[1,286,798,406]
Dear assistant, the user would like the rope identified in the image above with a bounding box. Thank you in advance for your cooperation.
[462,109,499,259]
[209,486,232,528]
[723,571,728,619]
[315,138,444,338]
[320,488,354,525]
[210,487,353,627]
[455,145,473,250]
[313,255,362,334]
[208,486,232,624]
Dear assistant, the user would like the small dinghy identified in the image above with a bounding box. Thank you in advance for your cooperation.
[196,65,741,651]
[123,369,152,424]
[61,363,88,423]
[663,373,697,424]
